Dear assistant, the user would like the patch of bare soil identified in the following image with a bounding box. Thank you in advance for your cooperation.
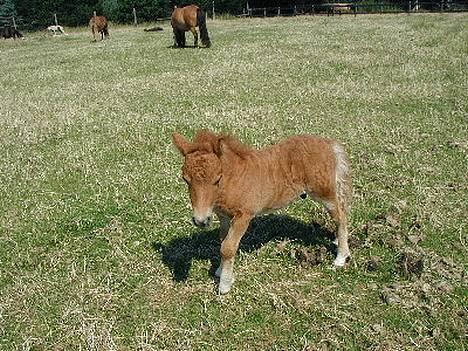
[381,247,465,311]
[290,246,330,267]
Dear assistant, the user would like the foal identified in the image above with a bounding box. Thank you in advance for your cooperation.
[173,130,352,294]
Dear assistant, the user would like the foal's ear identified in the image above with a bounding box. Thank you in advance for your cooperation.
[172,132,192,156]
[216,138,230,157]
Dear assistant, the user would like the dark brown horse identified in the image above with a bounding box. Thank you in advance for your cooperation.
[89,16,109,41]
[1,26,24,40]
[171,5,211,48]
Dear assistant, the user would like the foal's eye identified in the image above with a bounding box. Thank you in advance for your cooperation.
[214,176,222,186]
[182,175,190,184]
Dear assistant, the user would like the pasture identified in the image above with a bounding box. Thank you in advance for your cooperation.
[1,13,467,350]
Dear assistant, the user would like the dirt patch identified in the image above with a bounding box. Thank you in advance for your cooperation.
[397,250,424,278]
[366,256,380,272]
[380,247,464,314]
[291,246,329,267]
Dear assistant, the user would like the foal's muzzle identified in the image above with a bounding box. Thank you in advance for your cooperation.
[192,215,212,228]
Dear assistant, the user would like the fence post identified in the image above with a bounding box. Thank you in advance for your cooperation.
[408,0,412,13]
[12,15,16,29]
[54,13,58,26]
[294,5,297,15]
[133,8,137,26]
[263,8,266,17]
[93,11,97,18]
[277,7,280,16]
[212,1,215,20]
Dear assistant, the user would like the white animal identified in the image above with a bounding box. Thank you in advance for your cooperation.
[47,25,66,36]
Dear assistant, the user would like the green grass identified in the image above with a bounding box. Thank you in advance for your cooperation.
[1,13,467,350]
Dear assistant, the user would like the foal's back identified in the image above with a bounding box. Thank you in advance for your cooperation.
[272,135,336,188]
[224,135,339,214]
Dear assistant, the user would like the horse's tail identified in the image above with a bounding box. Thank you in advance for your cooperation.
[197,8,211,48]
[333,142,352,216]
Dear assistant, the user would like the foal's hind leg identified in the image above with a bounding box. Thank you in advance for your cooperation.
[190,27,198,47]
[325,201,350,267]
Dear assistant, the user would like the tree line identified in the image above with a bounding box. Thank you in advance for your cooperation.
[0,0,246,29]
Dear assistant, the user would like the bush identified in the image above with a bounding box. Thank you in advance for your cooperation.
[101,0,172,23]
[0,0,16,17]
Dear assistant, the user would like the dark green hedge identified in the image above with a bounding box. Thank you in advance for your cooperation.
[8,0,247,29]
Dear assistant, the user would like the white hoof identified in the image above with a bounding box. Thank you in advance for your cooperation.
[219,282,232,295]
[218,273,235,294]
[334,253,349,267]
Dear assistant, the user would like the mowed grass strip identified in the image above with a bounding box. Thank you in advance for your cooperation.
[0,13,467,350]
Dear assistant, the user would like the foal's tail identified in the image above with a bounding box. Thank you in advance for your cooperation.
[197,8,211,48]
[333,143,352,215]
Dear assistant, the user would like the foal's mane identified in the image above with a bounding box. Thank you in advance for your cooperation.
[193,130,252,159]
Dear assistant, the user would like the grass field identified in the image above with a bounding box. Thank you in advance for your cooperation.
[1,13,467,350]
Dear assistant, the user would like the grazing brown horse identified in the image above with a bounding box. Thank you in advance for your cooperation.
[171,5,211,48]
[89,16,109,41]
[173,130,352,294]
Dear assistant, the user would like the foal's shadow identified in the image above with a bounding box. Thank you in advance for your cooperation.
[152,215,335,282]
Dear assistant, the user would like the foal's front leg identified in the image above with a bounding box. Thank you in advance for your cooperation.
[215,215,231,278]
[218,214,252,294]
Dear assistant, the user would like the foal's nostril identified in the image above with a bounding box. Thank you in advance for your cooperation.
[192,216,212,228]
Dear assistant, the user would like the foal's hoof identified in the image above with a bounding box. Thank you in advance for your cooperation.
[218,275,235,294]
[334,254,350,267]
[218,282,231,294]
[218,279,234,294]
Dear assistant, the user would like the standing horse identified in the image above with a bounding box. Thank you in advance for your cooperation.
[89,16,109,41]
[171,5,211,48]
[173,130,352,294]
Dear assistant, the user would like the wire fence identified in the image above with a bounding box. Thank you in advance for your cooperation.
[1,8,138,32]
[0,15,24,29]
[245,0,468,16]
[2,1,467,33]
